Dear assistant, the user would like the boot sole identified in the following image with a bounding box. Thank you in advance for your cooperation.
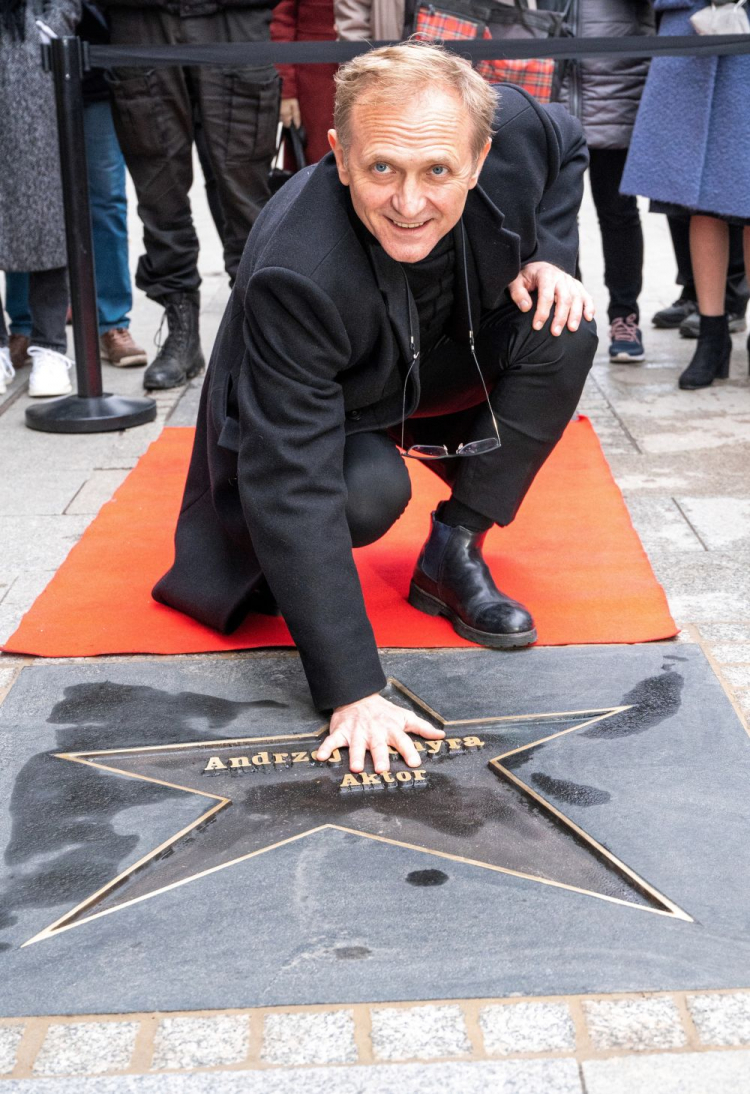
[144,354,206,391]
[103,354,148,368]
[408,581,537,649]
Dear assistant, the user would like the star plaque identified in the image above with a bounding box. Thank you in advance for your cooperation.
[27,678,690,945]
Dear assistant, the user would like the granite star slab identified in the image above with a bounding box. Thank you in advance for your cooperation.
[1,645,749,1015]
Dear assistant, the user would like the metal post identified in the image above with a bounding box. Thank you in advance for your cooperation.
[26,36,156,434]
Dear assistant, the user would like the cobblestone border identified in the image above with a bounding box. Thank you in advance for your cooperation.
[3,988,750,1080]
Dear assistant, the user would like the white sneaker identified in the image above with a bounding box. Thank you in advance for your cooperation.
[28,346,73,398]
[0,347,14,395]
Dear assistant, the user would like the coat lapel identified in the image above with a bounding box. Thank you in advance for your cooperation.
[462,185,521,312]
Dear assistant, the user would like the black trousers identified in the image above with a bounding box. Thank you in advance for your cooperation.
[667,215,749,315]
[344,302,598,547]
[588,148,643,324]
[0,268,68,353]
[108,8,280,301]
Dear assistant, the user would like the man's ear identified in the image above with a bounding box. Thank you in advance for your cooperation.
[468,138,492,189]
[328,130,350,187]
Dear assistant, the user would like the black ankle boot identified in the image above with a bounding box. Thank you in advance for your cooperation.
[678,314,731,390]
[408,512,537,648]
[144,292,205,391]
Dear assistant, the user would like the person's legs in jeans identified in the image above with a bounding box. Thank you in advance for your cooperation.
[26,267,73,397]
[0,290,13,392]
[84,99,133,332]
[4,272,32,335]
[588,148,643,361]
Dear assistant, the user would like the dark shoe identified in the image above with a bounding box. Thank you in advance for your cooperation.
[408,512,537,648]
[9,333,31,370]
[678,315,732,390]
[143,292,205,391]
[680,309,746,339]
[652,296,697,329]
[609,314,645,362]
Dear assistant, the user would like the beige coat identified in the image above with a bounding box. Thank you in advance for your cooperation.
[333,0,535,41]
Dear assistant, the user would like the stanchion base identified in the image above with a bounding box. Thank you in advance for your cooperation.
[25,393,157,434]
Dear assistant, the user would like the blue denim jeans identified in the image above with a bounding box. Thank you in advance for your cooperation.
[6,100,132,335]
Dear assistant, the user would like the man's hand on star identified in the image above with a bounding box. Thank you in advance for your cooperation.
[508,261,595,337]
[316,694,446,774]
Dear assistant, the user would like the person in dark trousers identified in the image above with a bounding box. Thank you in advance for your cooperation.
[98,0,282,391]
[556,0,655,364]
[154,43,597,772]
[652,216,748,337]
[5,1,147,374]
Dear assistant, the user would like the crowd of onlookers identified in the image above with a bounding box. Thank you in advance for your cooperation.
[1,0,749,400]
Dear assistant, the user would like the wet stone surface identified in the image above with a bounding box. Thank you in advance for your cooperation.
[1,646,750,1015]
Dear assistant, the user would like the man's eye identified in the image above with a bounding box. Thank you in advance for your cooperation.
[373,163,390,174]
[431,165,448,176]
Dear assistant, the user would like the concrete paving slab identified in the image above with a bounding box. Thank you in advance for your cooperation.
[152,1015,250,1070]
[688,991,750,1046]
[0,1058,585,1094]
[64,470,132,516]
[583,1049,750,1094]
[479,1001,576,1055]
[676,498,750,551]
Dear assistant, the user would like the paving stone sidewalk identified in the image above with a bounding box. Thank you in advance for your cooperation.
[2,177,750,1089]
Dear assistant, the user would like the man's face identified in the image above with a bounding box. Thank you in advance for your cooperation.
[329,87,491,263]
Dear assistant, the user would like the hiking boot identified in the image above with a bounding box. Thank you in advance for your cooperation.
[100,327,148,367]
[652,296,697,329]
[609,314,645,362]
[9,333,31,370]
[143,292,205,391]
[0,347,15,395]
[27,346,73,397]
[408,511,537,648]
[680,309,747,339]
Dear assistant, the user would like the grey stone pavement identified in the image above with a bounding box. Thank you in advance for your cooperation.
[2,169,750,1089]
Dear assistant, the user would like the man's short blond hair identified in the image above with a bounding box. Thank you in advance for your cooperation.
[333,40,497,162]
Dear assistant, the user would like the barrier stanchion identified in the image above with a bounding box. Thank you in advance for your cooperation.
[26,36,157,434]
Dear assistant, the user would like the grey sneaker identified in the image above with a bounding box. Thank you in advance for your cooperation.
[680,311,747,339]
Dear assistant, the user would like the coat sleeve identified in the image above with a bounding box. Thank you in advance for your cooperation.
[43,0,82,36]
[271,0,299,102]
[333,0,372,40]
[526,101,589,275]
[236,266,387,712]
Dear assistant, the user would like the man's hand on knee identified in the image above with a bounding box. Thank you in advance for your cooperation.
[316,694,446,774]
[508,262,595,336]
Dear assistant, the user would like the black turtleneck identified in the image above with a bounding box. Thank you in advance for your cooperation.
[401,231,456,358]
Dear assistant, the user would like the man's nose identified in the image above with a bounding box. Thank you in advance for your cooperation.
[392,177,427,220]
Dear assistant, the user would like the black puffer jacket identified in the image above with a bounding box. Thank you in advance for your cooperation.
[557,0,655,149]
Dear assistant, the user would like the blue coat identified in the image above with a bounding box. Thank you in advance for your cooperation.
[621,0,750,218]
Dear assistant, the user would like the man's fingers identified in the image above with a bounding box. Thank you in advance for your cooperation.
[348,733,367,774]
[508,276,533,314]
[583,291,596,321]
[532,279,556,330]
[315,728,347,762]
[566,292,584,332]
[409,717,445,741]
[371,738,391,774]
[391,729,423,769]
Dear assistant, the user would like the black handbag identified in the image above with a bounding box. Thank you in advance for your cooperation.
[269,124,308,194]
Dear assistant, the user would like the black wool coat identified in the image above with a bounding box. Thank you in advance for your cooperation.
[153,85,588,711]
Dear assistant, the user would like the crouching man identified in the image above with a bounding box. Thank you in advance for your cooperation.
[154,42,597,774]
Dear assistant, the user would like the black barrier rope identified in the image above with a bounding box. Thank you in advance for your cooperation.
[89,33,750,69]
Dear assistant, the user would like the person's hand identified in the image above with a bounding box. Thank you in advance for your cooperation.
[316,693,445,774]
[508,261,595,336]
[280,97,302,129]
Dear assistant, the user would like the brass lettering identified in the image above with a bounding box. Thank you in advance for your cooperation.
[446,738,463,751]
[327,748,342,764]
[413,770,427,782]
[252,751,270,766]
[395,771,412,783]
[360,772,383,787]
[340,773,360,789]
[273,753,289,765]
[463,736,485,748]
[228,756,252,769]
[413,741,425,752]
[292,751,309,763]
[203,756,227,772]
[381,771,395,784]
[426,741,443,754]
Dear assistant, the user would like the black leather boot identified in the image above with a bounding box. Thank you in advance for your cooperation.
[144,292,205,391]
[408,512,537,648]
[678,314,731,390]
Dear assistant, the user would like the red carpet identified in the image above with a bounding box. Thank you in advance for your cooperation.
[3,419,676,657]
